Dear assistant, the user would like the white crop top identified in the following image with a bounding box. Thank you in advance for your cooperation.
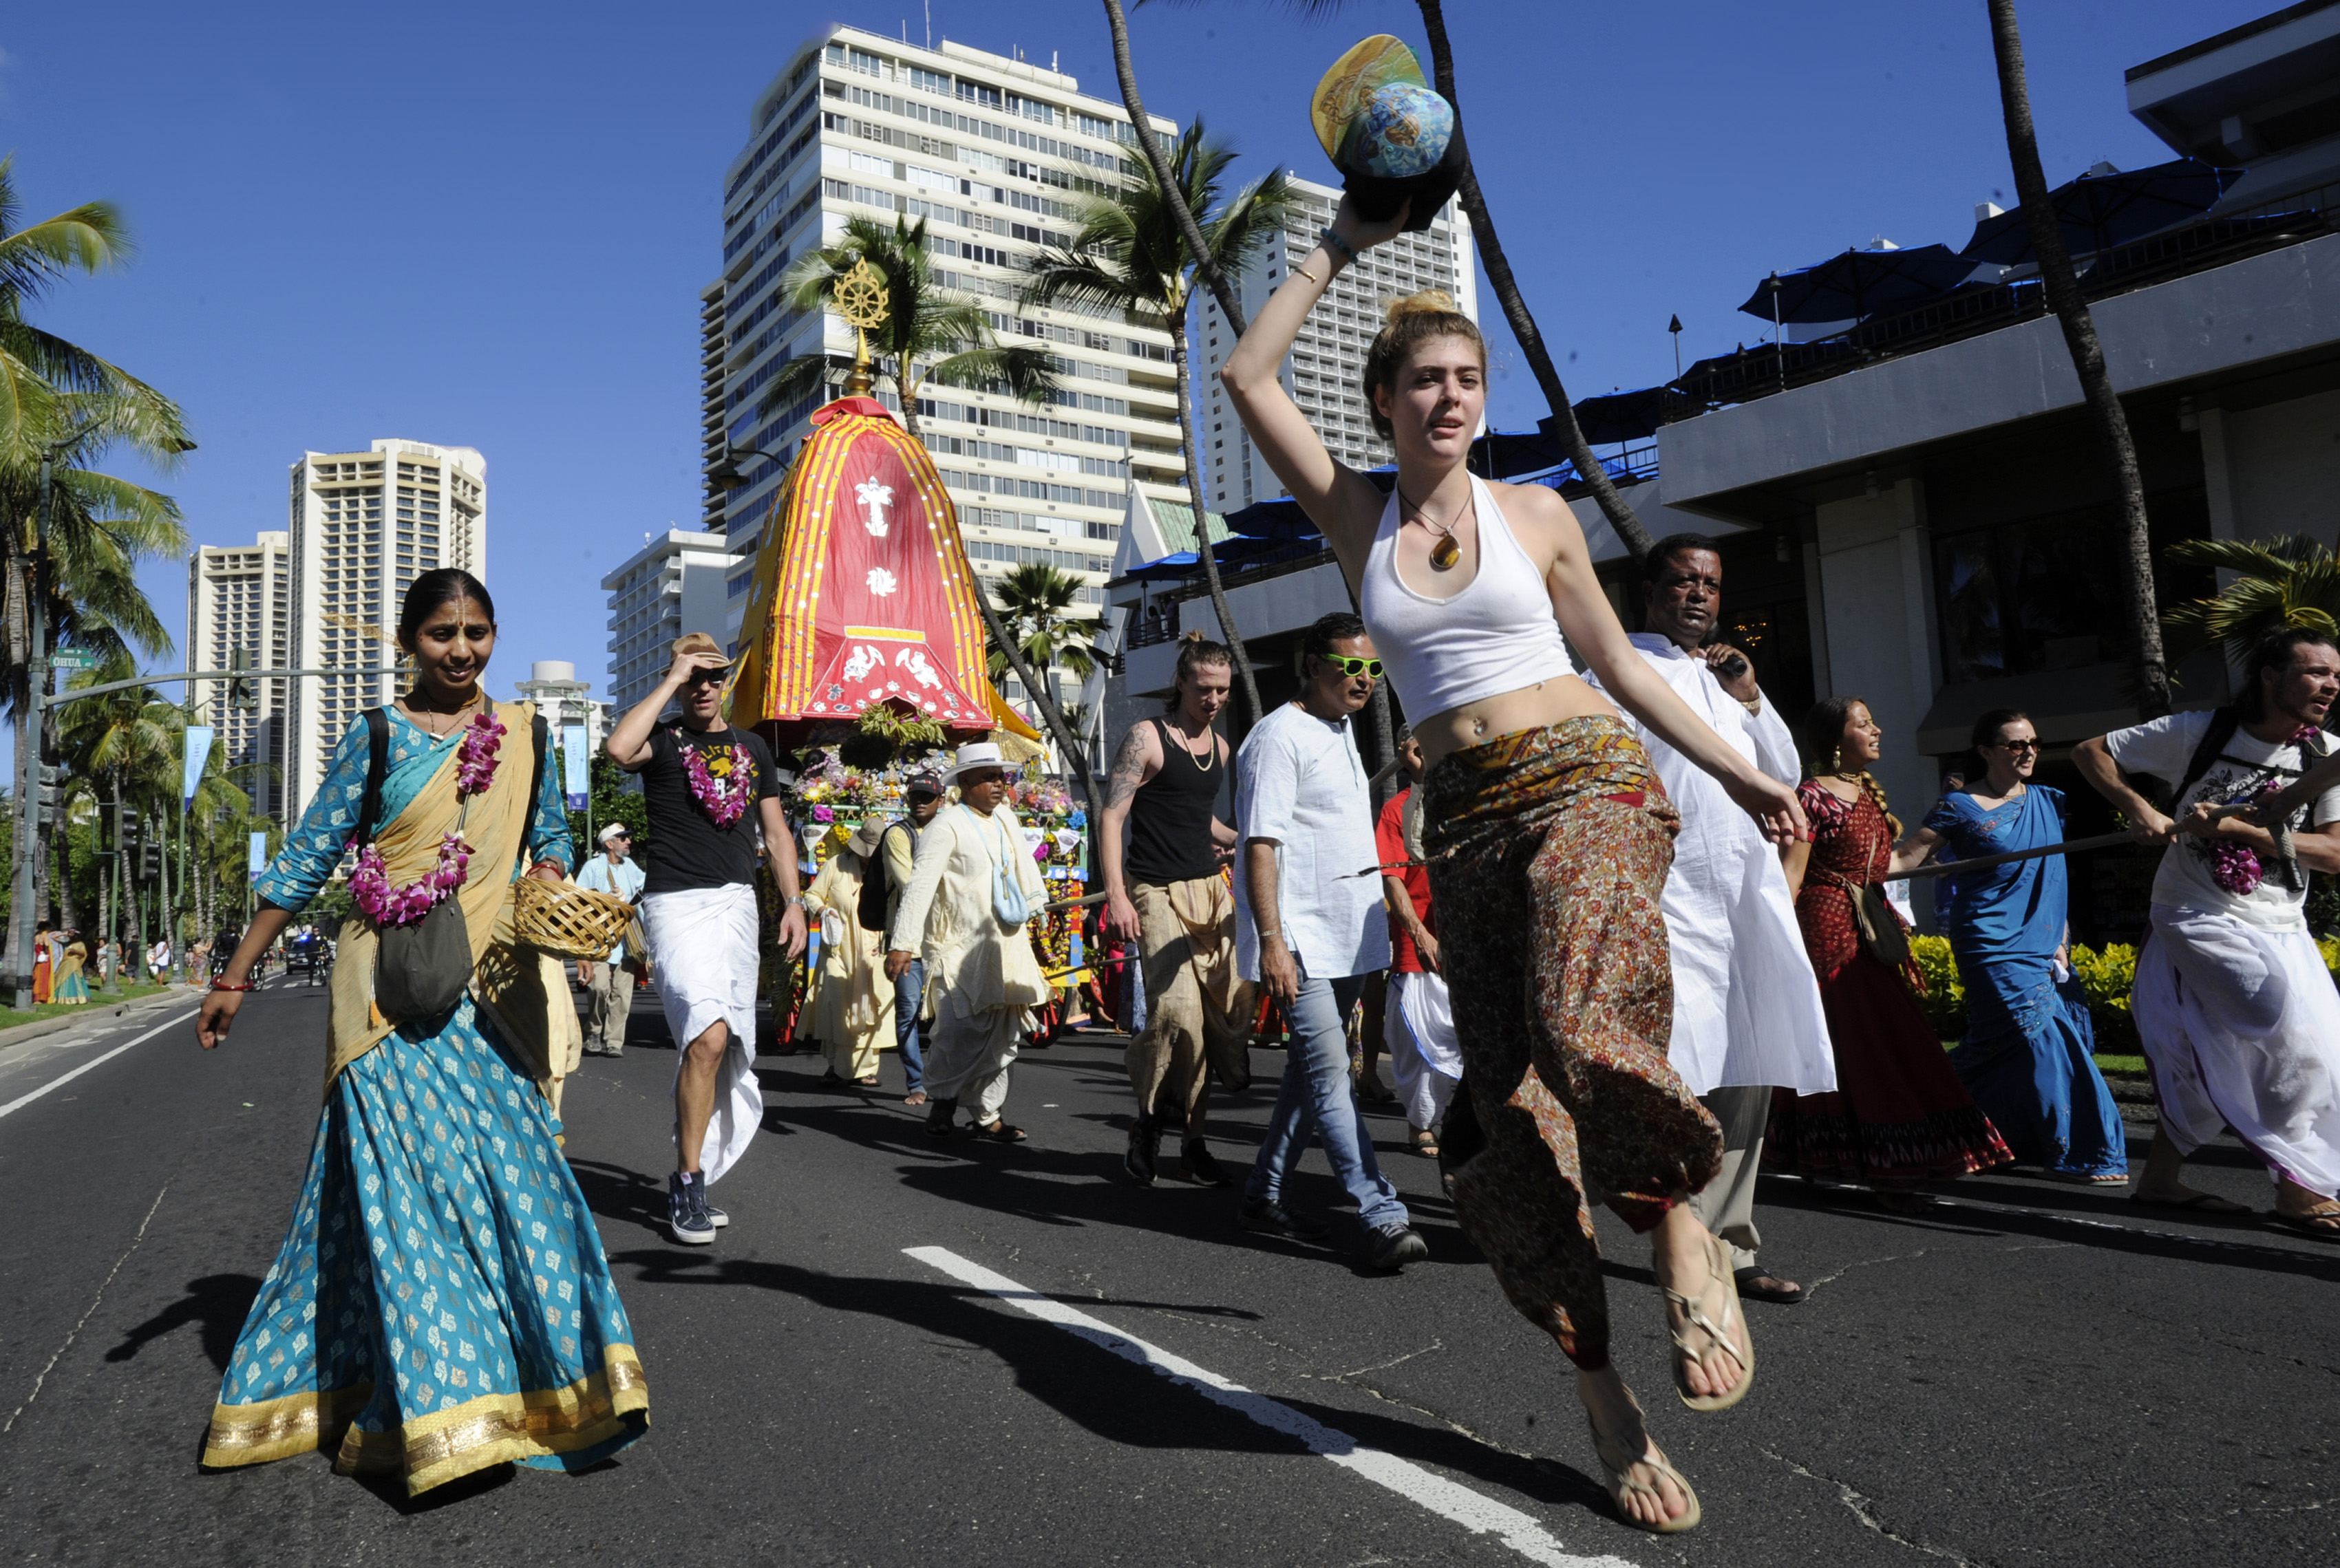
[1358,474,1575,720]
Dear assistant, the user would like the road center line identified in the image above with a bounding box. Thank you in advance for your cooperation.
[0,1009,201,1121]
[904,1246,1637,1568]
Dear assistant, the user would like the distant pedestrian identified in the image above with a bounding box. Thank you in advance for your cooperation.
[608,631,807,1246]
[1374,735,1457,1157]
[1772,698,2012,1193]
[1098,631,1253,1188]
[803,819,896,1088]
[2076,627,2340,1236]
[1913,709,2127,1183]
[1233,613,1425,1271]
[32,926,52,1004]
[147,937,169,983]
[886,742,1050,1142]
[880,770,945,1106]
[575,823,646,1057]
[52,932,89,1005]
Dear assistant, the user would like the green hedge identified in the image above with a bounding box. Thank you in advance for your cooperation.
[1908,934,2138,1053]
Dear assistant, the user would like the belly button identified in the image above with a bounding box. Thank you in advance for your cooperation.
[1472,718,1487,735]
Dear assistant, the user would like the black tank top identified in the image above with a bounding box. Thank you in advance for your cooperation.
[1125,717,1221,885]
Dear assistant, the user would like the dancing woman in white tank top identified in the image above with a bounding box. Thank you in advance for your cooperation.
[1220,194,1808,1537]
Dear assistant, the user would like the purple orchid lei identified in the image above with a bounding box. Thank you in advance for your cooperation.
[350,709,504,927]
[683,740,754,828]
[2205,724,2321,896]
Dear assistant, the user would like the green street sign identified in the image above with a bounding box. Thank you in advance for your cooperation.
[51,649,100,670]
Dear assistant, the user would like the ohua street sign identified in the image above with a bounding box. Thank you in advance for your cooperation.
[51,649,100,671]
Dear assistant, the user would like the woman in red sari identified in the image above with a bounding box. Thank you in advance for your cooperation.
[1771,698,2010,1192]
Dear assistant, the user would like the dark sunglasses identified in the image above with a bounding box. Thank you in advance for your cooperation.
[1322,655,1383,679]
[1989,738,2040,753]
[683,667,728,687]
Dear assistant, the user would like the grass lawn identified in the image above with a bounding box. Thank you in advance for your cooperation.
[0,980,182,1035]
[2094,1053,2148,1080]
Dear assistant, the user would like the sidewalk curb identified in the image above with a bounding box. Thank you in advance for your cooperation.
[0,987,195,1057]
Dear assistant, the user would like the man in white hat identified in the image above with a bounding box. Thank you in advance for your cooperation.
[575,822,647,1057]
[885,740,1050,1141]
[608,631,807,1245]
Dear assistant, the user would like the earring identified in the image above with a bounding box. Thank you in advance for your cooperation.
[1830,747,1844,773]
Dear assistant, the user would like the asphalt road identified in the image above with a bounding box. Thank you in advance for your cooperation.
[1,978,2334,1567]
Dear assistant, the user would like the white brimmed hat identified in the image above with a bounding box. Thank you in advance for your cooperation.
[597,823,632,843]
[942,740,1011,784]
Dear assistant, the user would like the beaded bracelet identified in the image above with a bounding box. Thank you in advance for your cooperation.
[1317,225,1359,266]
[209,980,255,994]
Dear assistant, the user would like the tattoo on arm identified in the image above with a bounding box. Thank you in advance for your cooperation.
[1104,724,1152,810]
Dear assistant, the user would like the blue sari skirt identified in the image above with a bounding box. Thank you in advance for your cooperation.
[202,997,648,1495]
[1948,969,2129,1179]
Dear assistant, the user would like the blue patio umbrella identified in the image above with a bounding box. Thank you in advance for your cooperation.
[1735,244,1985,325]
[1959,158,2240,263]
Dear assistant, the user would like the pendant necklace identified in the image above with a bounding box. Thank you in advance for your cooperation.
[1397,483,1471,571]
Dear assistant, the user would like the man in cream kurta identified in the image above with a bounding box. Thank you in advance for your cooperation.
[886,743,1050,1140]
[1589,535,1836,1305]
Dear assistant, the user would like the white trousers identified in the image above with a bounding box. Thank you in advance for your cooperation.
[2134,905,2340,1197]
[926,1005,1023,1124]
[643,883,764,1185]
[1383,969,1462,1132]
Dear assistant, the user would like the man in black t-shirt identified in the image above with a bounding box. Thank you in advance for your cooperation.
[609,632,807,1245]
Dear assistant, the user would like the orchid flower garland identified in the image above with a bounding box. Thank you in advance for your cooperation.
[684,741,754,828]
[352,709,505,927]
[2206,726,2321,897]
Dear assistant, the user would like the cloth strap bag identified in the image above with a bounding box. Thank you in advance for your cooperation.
[964,804,1030,930]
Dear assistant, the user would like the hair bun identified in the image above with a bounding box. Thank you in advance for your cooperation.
[1384,289,1460,325]
[1180,628,1206,643]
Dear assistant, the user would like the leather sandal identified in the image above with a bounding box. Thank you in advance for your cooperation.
[1666,1234,1754,1413]
[1586,1411,1701,1534]
[1409,1128,1440,1159]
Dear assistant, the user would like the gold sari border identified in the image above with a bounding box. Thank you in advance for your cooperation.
[201,1382,374,1470]
[332,1345,648,1497]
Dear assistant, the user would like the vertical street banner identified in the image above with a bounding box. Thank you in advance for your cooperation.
[248,830,268,882]
[182,726,216,807]
[562,723,591,811]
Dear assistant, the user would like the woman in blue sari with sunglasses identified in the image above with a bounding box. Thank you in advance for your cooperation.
[1911,709,2129,1183]
[194,569,649,1496]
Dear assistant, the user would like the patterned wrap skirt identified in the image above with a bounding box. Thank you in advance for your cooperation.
[202,998,649,1495]
[1422,717,1723,1368]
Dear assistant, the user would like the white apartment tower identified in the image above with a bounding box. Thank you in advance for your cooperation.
[1195,177,1478,512]
[704,26,1191,651]
[603,529,743,718]
[283,439,487,819]
[187,531,291,819]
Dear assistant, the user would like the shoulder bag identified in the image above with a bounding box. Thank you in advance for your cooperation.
[969,806,1031,931]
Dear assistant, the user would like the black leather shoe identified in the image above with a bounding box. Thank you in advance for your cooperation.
[1237,1196,1329,1242]
[1124,1114,1160,1185]
[1361,1223,1429,1271]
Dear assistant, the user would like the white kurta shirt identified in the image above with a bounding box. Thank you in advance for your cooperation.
[886,802,1050,1022]
[1233,701,1391,982]
[1588,634,1836,1095]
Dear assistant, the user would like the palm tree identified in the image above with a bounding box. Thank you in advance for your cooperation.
[1023,122,1294,725]
[756,213,1057,443]
[754,215,1104,828]
[56,654,178,945]
[985,562,1100,702]
[2160,536,2340,672]
[1112,1,1661,560]
[1986,1,2167,719]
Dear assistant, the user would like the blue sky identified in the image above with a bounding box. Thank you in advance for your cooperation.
[3,0,2269,716]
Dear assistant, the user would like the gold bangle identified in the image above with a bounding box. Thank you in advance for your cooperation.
[1291,266,1323,287]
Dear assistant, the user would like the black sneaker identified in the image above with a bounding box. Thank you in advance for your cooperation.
[1124,1114,1160,1185]
[669,1172,714,1246]
[1361,1223,1429,1271]
[693,1172,729,1229]
[1179,1137,1228,1188]
[924,1095,959,1139]
[1237,1196,1329,1242]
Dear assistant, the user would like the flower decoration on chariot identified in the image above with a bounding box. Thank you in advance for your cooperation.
[866,567,898,597]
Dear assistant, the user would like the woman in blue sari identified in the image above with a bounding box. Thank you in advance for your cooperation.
[194,570,648,1496]
[1912,709,2128,1183]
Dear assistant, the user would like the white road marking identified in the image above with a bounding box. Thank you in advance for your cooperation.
[0,1010,201,1121]
[905,1246,1637,1568]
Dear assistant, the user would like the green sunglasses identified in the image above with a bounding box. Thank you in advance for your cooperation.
[1322,654,1383,678]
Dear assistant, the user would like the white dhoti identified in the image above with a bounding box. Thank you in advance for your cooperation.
[1383,969,1461,1131]
[643,883,764,1185]
[1661,824,1838,1097]
[924,1004,1025,1125]
[2134,905,2340,1197]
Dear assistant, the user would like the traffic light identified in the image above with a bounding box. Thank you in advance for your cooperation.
[140,842,162,879]
[228,646,257,711]
[34,764,58,821]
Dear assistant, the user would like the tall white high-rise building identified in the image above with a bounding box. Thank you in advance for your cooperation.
[186,531,291,819]
[513,660,612,757]
[703,25,1191,653]
[603,529,742,718]
[283,439,487,819]
[1194,177,1477,512]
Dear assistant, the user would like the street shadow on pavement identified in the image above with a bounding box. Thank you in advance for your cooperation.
[568,1159,677,1234]
[602,1248,1610,1520]
[105,1273,261,1371]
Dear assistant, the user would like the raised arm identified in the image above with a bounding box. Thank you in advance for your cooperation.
[1098,720,1162,943]
[607,645,725,769]
[1531,490,1807,844]
[1220,195,1412,567]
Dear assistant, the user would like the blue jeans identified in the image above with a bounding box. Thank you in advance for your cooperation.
[893,956,926,1093]
[1244,967,1409,1231]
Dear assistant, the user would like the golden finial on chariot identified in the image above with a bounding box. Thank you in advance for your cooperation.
[833,259,891,396]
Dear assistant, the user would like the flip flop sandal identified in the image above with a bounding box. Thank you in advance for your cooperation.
[2269,1207,2340,1243]
[2131,1190,2252,1215]
[1586,1413,1701,1534]
[973,1120,1028,1143]
[1410,1129,1440,1159]
[1666,1234,1754,1413]
[1732,1266,1805,1307]
[855,1075,882,1088]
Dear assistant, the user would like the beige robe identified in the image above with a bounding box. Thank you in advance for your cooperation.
[803,846,897,1077]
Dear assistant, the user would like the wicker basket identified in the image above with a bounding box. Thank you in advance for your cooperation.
[513,876,635,959]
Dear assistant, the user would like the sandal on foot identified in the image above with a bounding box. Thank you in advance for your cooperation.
[1410,1128,1440,1159]
[1586,1413,1701,1534]
[855,1074,882,1088]
[1732,1266,1805,1307]
[2270,1205,2340,1243]
[973,1119,1028,1143]
[924,1097,959,1138]
[1665,1234,1754,1413]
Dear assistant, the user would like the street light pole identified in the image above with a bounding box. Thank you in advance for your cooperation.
[11,455,54,1010]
